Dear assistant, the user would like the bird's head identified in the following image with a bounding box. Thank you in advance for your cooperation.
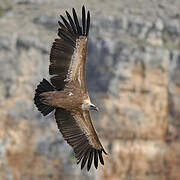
[82,102,99,112]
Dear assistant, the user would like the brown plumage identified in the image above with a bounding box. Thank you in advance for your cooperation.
[34,6,107,171]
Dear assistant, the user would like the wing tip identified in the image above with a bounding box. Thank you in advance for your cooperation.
[58,6,90,39]
[78,147,107,171]
[102,148,108,155]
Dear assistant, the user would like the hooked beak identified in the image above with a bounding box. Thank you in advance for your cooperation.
[90,104,99,112]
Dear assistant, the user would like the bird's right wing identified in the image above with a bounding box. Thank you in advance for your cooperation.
[55,108,107,171]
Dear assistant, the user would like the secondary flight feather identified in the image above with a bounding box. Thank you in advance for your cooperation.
[34,6,107,171]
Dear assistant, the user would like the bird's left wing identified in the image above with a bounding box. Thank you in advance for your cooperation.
[50,6,90,91]
[55,108,107,171]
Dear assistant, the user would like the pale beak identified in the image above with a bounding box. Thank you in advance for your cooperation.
[90,105,99,112]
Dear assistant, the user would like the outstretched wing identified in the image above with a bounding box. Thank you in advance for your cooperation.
[55,108,107,171]
[50,6,90,91]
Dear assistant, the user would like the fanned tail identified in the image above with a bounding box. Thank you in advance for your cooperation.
[34,78,55,116]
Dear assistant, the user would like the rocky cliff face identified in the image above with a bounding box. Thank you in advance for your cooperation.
[0,0,180,180]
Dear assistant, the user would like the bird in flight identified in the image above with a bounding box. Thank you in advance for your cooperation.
[34,6,107,171]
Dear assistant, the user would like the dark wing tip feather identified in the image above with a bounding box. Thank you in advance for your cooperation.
[72,7,82,35]
[102,149,108,155]
[79,148,107,170]
[94,149,98,169]
[98,150,104,165]
[82,5,86,35]
[86,11,90,36]
[58,20,66,29]
[60,15,76,39]
[60,15,71,31]
[81,149,90,169]
[87,149,93,171]
[66,11,77,34]
[58,6,90,37]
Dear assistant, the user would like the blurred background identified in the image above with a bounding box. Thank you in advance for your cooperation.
[0,0,180,179]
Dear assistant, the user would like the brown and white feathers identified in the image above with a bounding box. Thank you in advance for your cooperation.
[34,6,107,171]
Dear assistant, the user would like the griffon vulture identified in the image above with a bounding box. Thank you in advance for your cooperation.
[34,6,107,171]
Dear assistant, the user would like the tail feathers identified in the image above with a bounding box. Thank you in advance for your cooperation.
[36,78,55,93]
[34,79,55,116]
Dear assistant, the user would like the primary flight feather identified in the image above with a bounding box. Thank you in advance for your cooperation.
[34,6,107,171]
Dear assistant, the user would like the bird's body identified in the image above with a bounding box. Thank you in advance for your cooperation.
[34,6,107,171]
[40,82,89,112]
